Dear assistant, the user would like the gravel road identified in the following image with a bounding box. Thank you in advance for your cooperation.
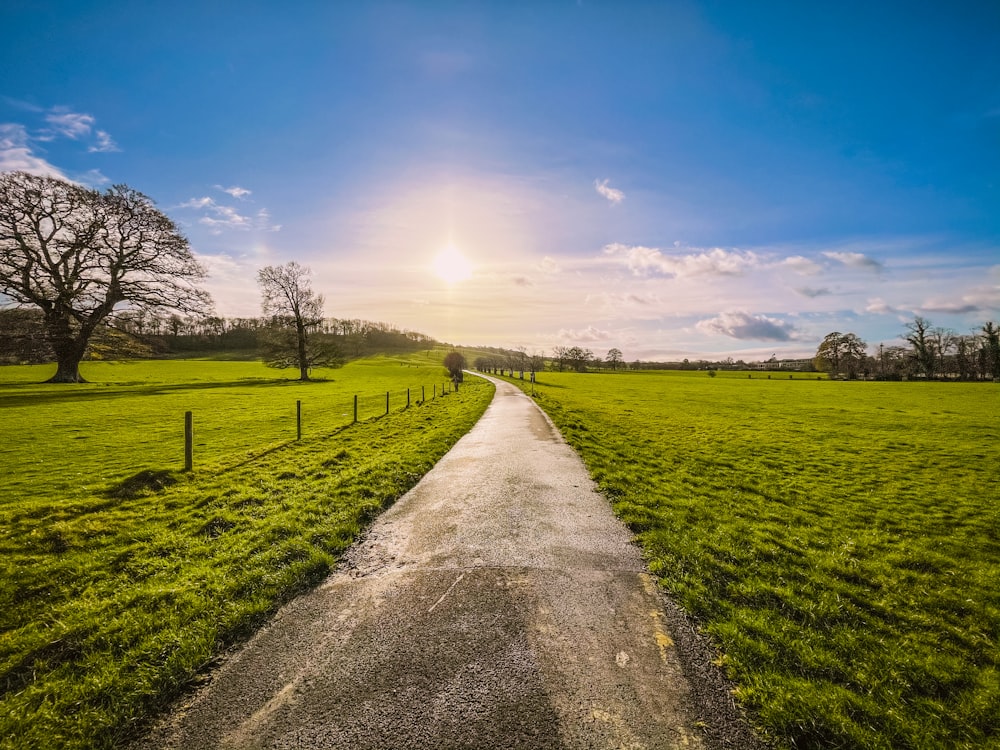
[139,376,764,750]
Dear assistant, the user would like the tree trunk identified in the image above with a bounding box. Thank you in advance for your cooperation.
[47,337,89,383]
[43,315,90,383]
[296,321,310,381]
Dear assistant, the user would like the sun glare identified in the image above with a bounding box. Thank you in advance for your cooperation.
[431,244,473,284]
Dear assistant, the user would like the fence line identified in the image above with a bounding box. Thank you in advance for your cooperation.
[182,380,457,471]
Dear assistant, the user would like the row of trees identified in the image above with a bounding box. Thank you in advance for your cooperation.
[473,347,545,376]
[550,346,626,372]
[814,317,1000,381]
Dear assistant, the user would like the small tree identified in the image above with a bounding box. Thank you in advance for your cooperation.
[0,171,212,382]
[257,262,339,381]
[606,347,623,371]
[551,346,569,372]
[444,351,466,382]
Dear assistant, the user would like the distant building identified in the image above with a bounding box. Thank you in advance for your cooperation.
[752,358,814,371]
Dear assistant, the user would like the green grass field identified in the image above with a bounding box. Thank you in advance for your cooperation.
[0,355,458,504]
[507,370,999,750]
[0,357,494,749]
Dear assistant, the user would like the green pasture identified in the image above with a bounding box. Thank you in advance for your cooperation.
[0,357,494,749]
[510,370,999,750]
[0,354,454,505]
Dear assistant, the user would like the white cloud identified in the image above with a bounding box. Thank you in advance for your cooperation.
[603,243,762,278]
[216,185,252,199]
[823,250,883,271]
[0,107,119,178]
[254,208,281,232]
[79,169,110,185]
[594,178,624,204]
[696,311,796,341]
[0,123,67,178]
[535,255,561,274]
[920,298,983,315]
[179,195,280,234]
[44,110,95,139]
[89,129,119,153]
[200,204,253,232]
[180,196,215,209]
[865,298,898,315]
[783,255,823,275]
[558,325,612,343]
[39,109,119,153]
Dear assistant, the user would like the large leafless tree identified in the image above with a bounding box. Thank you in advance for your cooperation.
[0,171,212,382]
[257,262,339,381]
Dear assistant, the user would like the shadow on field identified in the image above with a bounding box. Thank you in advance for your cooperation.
[517,379,569,389]
[106,469,179,499]
[0,378,297,407]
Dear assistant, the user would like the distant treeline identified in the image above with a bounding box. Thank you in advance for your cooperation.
[473,315,1000,382]
[0,308,437,365]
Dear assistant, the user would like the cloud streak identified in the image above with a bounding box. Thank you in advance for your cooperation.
[594,178,624,204]
[696,311,797,341]
[178,192,281,234]
[216,185,252,199]
[0,123,67,178]
[823,250,882,271]
[559,325,612,343]
[603,243,762,278]
[0,106,118,180]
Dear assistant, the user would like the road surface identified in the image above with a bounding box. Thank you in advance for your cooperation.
[140,376,759,749]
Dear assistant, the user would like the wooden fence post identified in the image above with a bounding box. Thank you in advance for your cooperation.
[385,391,389,415]
[296,400,302,440]
[184,411,193,472]
[353,394,358,423]
[407,388,411,408]
[422,385,425,403]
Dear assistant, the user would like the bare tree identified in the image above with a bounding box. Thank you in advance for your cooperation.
[257,262,337,381]
[551,346,569,372]
[529,351,546,374]
[905,316,939,379]
[0,171,212,382]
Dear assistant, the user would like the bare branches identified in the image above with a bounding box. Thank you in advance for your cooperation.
[256,262,332,381]
[0,171,214,381]
[257,262,324,326]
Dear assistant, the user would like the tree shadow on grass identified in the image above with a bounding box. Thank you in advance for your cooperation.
[106,469,180,500]
[0,378,302,408]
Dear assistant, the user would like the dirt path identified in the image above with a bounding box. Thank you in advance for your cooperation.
[140,377,761,749]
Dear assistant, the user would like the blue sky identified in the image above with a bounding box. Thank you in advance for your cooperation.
[2,1,998,361]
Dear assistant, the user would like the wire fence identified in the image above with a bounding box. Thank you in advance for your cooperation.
[182,380,459,471]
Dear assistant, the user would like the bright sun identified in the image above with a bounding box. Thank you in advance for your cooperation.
[431,244,473,284]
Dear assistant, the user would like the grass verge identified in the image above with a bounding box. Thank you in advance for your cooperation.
[0,365,493,750]
[503,370,999,750]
